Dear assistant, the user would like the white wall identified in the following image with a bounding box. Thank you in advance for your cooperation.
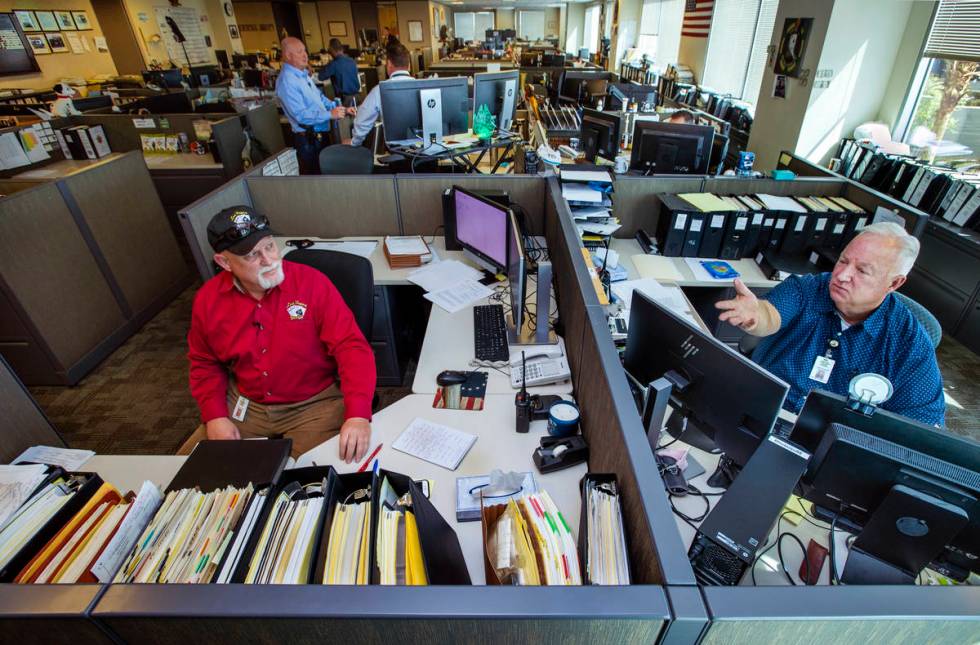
[796,0,914,165]
[565,3,585,53]
[612,0,643,71]
[877,0,935,131]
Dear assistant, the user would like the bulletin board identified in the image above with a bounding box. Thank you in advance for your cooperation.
[155,5,213,66]
[0,13,40,76]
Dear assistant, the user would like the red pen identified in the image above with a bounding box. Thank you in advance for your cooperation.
[357,443,383,472]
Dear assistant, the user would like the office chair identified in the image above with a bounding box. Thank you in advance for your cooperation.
[319,144,374,175]
[737,291,942,356]
[285,249,374,341]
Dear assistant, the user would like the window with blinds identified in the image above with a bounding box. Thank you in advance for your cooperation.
[583,5,601,54]
[924,0,980,63]
[518,10,545,40]
[454,12,494,42]
[700,0,777,103]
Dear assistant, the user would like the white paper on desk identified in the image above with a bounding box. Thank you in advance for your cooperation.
[593,247,619,268]
[612,278,696,325]
[392,417,477,470]
[262,158,283,176]
[277,149,299,176]
[572,206,612,220]
[684,257,734,282]
[12,445,94,471]
[0,132,30,169]
[0,464,49,530]
[385,235,429,255]
[562,183,605,203]
[560,169,612,183]
[407,259,483,292]
[632,254,685,282]
[90,480,163,583]
[424,279,493,313]
[290,240,378,258]
[577,221,622,236]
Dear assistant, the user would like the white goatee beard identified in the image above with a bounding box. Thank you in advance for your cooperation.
[257,261,285,290]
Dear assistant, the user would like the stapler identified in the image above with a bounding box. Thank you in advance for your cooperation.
[533,435,588,473]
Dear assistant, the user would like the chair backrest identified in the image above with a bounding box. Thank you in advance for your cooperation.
[319,144,374,175]
[285,249,374,340]
[894,291,942,349]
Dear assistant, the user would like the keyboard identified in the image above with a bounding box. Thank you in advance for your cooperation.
[473,304,509,363]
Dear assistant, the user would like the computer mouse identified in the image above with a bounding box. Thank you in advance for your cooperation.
[436,370,468,386]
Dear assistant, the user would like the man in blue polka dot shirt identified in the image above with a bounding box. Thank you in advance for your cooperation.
[716,222,945,427]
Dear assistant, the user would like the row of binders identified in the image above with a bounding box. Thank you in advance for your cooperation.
[836,139,979,230]
[655,192,871,262]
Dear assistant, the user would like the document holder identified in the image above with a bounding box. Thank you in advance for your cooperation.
[231,465,331,584]
[577,473,630,585]
[371,469,470,585]
[0,471,105,582]
[166,439,292,493]
[314,468,376,584]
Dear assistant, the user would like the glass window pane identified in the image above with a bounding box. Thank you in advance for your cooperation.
[518,11,544,40]
[454,13,475,42]
[905,58,980,165]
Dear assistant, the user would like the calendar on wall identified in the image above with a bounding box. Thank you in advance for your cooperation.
[155,6,213,66]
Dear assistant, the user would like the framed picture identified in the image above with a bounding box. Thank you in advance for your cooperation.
[228,23,239,39]
[70,10,92,30]
[773,17,812,78]
[13,10,39,31]
[45,31,69,52]
[34,10,59,31]
[327,21,347,37]
[408,20,423,42]
[26,32,50,54]
[54,10,76,30]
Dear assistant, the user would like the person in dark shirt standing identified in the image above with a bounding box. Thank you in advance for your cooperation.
[318,38,361,107]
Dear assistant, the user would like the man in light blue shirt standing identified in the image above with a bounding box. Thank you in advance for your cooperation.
[276,37,356,174]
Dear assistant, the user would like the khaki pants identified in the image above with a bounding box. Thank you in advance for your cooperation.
[179,382,346,459]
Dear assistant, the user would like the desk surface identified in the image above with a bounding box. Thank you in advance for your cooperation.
[11,154,123,181]
[142,153,223,171]
[296,393,586,584]
[610,238,779,289]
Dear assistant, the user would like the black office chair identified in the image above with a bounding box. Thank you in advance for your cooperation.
[285,249,374,340]
[319,144,374,175]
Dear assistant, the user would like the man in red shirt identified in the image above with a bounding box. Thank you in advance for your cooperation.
[180,206,376,462]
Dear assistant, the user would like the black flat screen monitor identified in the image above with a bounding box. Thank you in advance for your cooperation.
[473,70,519,132]
[558,70,612,104]
[791,389,979,582]
[142,68,184,89]
[189,65,220,88]
[607,82,657,111]
[134,92,194,114]
[542,53,565,67]
[623,291,788,473]
[453,186,509,273]
[580,108,621,162]
[215,50,230,69]
[507,209,527,333]
[629,120,714,175]
[379,77,469,146]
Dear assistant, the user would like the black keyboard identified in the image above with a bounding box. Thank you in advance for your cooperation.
[473,304,509,363]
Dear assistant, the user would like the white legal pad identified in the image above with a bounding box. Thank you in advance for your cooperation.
[392,417,477,471]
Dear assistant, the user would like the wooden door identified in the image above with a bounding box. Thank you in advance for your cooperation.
[377,3,399,41]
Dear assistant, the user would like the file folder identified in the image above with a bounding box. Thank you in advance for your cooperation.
[315,469,375,585]
[166,439,292,493]
[578,474,630,585]
[655,194,695,257]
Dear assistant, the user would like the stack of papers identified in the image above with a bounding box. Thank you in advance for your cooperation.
[375,477,426,585]
[611,278,698,327]
[0,464,50,529]
[245,487,324,584]
[384,236,432,268]
[407,260,493,314]
[12,446,94,471]
[322,499,371,584]
[392,418,477,471]
[484,490,581,585]
[584,478,630,585]
[115,484,256,583]
[0,471,76,572]
[559,167,622,242]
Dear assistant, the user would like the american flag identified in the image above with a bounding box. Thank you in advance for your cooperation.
[682,0,714,38]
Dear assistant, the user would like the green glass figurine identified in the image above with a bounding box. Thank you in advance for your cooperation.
[473,104,496,140]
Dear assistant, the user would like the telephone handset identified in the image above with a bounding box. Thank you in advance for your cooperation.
[509,343,570,389]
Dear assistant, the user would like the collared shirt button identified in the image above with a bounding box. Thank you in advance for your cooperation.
[261,348,267,354]
[257,303,262,309]
[266,391,272,396]
[263,371,268,377]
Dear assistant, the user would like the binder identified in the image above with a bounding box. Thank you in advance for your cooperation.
[764,212,789,253]
[699,211,727,258]
[315,469,375,585]
[655,194,694,257]
[681,211,705,257]
[732,196,764,258]
[830,197,870,247]
[371,470,470,585]
[578,473,630,585]
[166,439,292,493]
[887,161,917,199]
[952,187,980,228]
[944,182,976,223]
[780,211,810,256]
[719,199,749,260]
[902,165,928,203]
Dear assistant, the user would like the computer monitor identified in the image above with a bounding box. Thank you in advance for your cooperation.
[607,82,657,111]
[142,69,184,89]
[623,291,789,486]
[580,108,621,162]
[452,186,509,273]
[506,209,527,338]
[629,120,714,175]
[242,69,264,89]
[578,47,590,61]
[542,53,565,67]
[707,132,729,175]
[379,77,469,146]
[132,92,194,114]
[215,50,230,69]
[558,70,612,105]
[473,70,519,132]
[189,65,220,88]
[790,389,980,583]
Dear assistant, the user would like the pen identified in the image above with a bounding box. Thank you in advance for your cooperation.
[358,443,383,472]
[371,458,379,474]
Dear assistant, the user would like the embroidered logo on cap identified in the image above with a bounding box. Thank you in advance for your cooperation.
[286,301,308,320]
[230,210,251,225]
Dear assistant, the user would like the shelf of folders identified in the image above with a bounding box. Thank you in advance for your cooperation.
[560,165,622,303]
[481,473,630,586]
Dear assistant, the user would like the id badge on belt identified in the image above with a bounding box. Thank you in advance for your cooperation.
[232,395,250,421]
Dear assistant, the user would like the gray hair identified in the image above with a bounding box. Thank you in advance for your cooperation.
[856,221,920,276]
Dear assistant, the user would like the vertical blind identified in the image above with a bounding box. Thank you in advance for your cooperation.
[583,5,601,53]
[518,11,545,40]
[701,0,777,102]
[924,0,980,62]
[454,12,495,42]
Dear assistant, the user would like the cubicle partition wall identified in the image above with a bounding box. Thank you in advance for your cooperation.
[0,151,191,385]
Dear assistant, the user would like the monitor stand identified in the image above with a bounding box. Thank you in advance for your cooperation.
[837,483,969,585]
[508,260,557,346]
[419,88,444,146]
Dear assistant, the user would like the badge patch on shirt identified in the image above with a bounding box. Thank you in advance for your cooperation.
[286,300,308,320]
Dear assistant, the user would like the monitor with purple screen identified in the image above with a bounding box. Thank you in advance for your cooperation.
[453,186,509,272]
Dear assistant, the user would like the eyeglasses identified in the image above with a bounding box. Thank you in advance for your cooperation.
[216,214,270,246]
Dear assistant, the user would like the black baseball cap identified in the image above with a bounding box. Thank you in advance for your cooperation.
[207,205,275,255]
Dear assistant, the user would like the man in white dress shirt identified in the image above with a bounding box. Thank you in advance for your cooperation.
[350,42,414,148]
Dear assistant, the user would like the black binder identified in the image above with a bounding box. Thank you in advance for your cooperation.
[312,468,376,585]
[780,211,810,256]
[578,473,629,585]
[822,211,849,251]
[655,194,695,257]
[698,211,727,258]
[807,212,830,251]
[166,439,292,493]
[681,211,706,257]
[720,212,749,260]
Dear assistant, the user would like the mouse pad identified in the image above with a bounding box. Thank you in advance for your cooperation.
[433,371,488,411]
